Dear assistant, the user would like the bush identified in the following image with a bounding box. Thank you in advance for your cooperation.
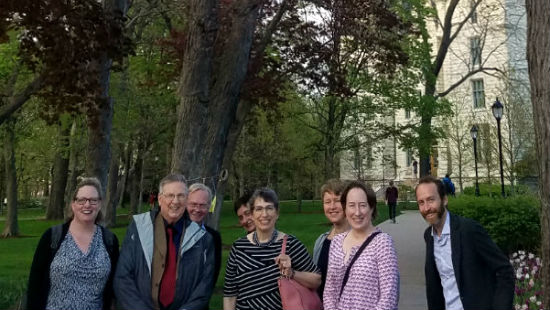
[17,198,45,209]
[448,194,540,254]
[462,183,531,197]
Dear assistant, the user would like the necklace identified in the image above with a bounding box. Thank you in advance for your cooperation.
[253,229,278,247]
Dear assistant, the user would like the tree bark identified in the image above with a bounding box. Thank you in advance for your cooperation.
[117,142,131,209]
[129,143,143,215]
[526,0,550,307]
[86,0,130,197]
[46,121,71,220]
[104,150,120,227]
[173,0,262,229]
[64,120,81,220]
[2,118,18,237]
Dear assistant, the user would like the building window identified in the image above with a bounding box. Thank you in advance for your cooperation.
[471,0,478,23]
[470,37,481,67]
[472,79,485,108]
[405,109,411,119]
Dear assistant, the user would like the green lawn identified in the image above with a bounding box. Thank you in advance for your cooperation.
[0,200,401,309]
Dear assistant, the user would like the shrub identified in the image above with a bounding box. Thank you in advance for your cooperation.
[448,194,540,254]
[462,183,531,197]
[17,198,45,209]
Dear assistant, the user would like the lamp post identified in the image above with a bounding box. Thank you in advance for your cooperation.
[470,125,480,196]
[491,98,505,197]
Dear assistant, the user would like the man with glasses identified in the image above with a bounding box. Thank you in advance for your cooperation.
[114,174,215,310]
[186,183,222,297]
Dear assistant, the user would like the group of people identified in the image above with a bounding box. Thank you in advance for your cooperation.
[26,173,514,310]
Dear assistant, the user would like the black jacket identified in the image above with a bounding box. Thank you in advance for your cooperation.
[26,221,119,310]
[424,212,514,310]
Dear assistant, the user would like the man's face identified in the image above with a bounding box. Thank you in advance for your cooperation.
[187,189,210,223]
[159,182,187,225]
[236,204,255,233]
[416,182,447,227]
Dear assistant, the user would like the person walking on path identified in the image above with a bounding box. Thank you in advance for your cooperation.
[385,180,398,223]
[442,174,456,197]
[415,176,514,310]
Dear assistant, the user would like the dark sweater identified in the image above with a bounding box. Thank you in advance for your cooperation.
[26,221,119,310]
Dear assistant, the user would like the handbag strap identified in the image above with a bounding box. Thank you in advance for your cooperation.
[339,231,380,296]
[281,234,288,255]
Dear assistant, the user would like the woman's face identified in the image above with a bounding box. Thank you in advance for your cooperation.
[323,191,345,225]
[252,197,279,233]
[345,188,374,232]
[71,185,101,224]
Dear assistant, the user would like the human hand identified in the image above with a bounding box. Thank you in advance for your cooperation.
[275,254,293,278]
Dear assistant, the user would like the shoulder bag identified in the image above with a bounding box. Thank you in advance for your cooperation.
[278,234,322,310]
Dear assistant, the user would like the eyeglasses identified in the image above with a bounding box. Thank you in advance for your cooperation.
[189,203,209,210]
[253,205,276,214]
[163,193,186,201]
[346,203,369,210]
[74,198,100,206]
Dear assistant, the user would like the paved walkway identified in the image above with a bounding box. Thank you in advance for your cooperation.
[377,210,428,310]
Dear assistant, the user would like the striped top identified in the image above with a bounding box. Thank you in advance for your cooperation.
[224,234,319,310]
[323,228,399,310]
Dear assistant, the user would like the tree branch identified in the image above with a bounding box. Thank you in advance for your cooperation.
[0,75,43,125]
[436,67,503,98]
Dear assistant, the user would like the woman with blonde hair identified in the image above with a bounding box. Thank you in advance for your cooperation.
[26,177,119,310]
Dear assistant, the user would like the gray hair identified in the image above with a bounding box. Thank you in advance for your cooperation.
[158,174,189,196]
[188,183,213,205]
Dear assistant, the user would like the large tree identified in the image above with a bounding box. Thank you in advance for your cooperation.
[526,0,550,307]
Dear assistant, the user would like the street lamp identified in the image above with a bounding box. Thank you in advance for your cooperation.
[491,98,505,197]
[470,125,480,196]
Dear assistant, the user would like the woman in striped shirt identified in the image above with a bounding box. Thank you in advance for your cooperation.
[323,181,399,310]
[223,188,321,310]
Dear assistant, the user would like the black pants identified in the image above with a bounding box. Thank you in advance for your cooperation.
[388,202,397,222]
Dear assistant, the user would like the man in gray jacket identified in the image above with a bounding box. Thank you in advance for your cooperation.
[114,174,215,310]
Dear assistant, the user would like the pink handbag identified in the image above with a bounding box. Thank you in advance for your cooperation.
[278,235,322,310]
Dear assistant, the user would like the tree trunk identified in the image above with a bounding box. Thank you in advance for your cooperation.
[86,0,130,197]
[46,121,71,220]
[2,118,18,237]
[526,0,550,307]
[104,150,120,227]
[117,142,131,209]
[173,0,262,229]
[129,143,143,215]
[64,120,81,220]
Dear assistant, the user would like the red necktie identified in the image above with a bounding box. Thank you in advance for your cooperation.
[160,226,176,307]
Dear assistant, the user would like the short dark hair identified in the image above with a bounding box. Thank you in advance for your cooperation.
[320,179,346,199]
[341,181,377,220]
[416,175,446,200]
[249,188,279,212]
[233,192,252,214]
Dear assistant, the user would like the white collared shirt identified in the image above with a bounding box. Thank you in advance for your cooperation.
[432,211,464,310]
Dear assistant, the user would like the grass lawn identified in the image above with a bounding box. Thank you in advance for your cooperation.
[0,200,402,309]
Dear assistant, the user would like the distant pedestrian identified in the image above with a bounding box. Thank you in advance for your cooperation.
[385,180,398,223]
[415,176,514,310]
[148,192,157,210]
[412,159,418,177]
[442,174,456,197]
